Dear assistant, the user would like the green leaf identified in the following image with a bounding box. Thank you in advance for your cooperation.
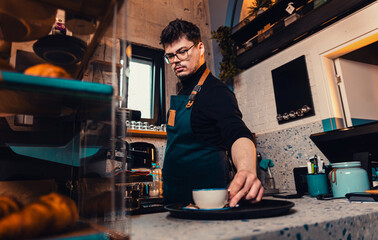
[211,26,240,84]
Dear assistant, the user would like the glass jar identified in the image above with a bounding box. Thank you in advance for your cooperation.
[150,164,162,197]
[328,161,369,198]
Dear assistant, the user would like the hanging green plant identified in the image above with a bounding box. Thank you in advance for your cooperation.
[211,26,239,84]
[248,0,273,16]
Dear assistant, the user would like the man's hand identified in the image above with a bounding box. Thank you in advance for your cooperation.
[228,171,264,207]
[229,137,264,207]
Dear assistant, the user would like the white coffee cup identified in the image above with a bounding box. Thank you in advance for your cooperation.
[192,188,228,209]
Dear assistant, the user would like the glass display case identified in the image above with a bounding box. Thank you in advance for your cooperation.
[0,0,133,239]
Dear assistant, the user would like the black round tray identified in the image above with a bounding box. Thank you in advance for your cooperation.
[165,199,294,220]
[33,35,87,65]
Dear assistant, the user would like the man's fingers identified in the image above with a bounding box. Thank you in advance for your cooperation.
[256,186,264,201]
[229,174,253,207]
[243,174,260,200]
[229,188,246,207]
[228,174,245,199]
[249,186,264,203]
[245,181,260,201]
[228,170,264,206]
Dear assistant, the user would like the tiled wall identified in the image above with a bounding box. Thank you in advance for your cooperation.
[256,121,327,191]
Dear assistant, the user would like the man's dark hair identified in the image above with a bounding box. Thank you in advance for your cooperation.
[160,19,201,47]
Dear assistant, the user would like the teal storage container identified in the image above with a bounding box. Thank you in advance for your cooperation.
[307,173,329,197]
[329,161,369,198]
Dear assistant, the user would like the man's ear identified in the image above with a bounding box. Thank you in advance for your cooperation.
[198,42,205,56]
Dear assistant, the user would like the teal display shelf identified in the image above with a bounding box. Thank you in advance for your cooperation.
[0,71,114,166]
[0,71,113,96]
[0,70,113,117]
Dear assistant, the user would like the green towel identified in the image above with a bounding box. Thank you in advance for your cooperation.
[259,159,274,170]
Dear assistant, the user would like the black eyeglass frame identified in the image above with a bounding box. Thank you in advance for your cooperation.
[164,42,198,64]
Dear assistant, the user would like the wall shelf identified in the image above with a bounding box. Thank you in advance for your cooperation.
[231,0,308,45]
[231,0,374,69]
[126,129,167,139]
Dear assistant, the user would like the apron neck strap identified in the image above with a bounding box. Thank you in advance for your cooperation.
[186,68,210,109]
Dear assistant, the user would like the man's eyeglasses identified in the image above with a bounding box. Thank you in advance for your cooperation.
[164,42,198,64]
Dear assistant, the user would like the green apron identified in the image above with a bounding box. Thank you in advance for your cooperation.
[163,70,228,204]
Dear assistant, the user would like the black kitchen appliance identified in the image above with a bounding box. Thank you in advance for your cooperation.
[121,142,165,215]
[127,142,156,169]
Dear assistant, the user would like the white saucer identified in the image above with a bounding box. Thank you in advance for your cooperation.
[182,204,238,211]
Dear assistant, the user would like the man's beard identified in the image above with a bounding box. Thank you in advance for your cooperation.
[177,71,194,82]
[177,72,192,79]
[175,63,199,81]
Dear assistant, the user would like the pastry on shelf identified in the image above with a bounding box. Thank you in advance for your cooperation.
[0,192,78,240]
[24,63,71,79]
[0,196,22,220]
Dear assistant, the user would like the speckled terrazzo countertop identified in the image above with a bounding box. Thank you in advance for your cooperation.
[129,196,378,240]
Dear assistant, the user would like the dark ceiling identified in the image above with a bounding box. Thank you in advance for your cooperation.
[341,41,378,66]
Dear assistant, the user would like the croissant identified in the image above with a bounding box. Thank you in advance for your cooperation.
[0,192,78,240]
[24,63,71,79]
[0,196,22,219]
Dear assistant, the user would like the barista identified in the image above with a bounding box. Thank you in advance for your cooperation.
[160,19,263,207]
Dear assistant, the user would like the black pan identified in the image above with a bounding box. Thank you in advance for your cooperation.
[165,199,294,220]
[33,35,87,65]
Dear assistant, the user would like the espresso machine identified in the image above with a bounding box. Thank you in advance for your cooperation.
[121,141,165,215]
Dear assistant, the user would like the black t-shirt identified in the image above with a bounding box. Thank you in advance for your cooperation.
[178,63,254,151]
